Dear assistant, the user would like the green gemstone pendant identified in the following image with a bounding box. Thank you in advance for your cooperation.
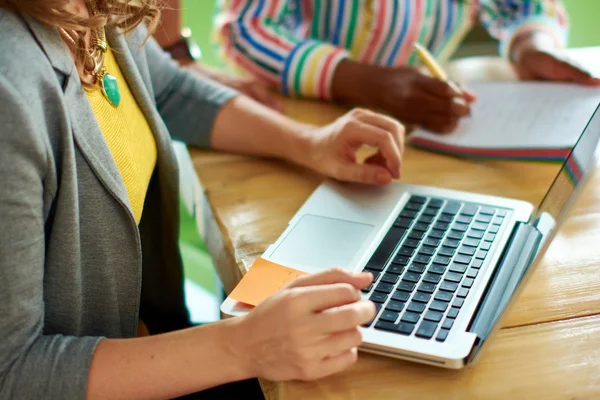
[101,73,121,107]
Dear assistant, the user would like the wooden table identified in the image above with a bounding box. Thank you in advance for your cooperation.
[190,51,600,399]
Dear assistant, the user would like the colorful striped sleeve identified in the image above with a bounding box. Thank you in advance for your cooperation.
[215,0,349,100]
[478,0,569,59]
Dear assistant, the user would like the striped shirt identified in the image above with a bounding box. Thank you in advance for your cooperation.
[215,0,568,99]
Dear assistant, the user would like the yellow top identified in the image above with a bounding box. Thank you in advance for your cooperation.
[86,46,157,224]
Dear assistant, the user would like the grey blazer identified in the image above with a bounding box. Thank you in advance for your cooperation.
[0,10,237,399]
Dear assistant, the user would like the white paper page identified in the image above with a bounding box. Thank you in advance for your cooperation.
[410,81,600,150]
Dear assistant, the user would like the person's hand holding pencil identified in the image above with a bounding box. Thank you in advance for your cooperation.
[332,44,476,134]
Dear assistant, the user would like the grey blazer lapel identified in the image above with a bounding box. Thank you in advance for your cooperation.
[23,16,133,215]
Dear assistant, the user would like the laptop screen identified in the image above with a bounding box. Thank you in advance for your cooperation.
[533,103,600,225]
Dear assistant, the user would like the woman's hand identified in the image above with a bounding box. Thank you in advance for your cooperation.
[230,268,375,382]
[511,31,600,86]
[296,108,405,186]
[332,59,476,133]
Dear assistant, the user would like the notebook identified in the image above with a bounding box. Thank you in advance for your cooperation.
[408,81,600,161]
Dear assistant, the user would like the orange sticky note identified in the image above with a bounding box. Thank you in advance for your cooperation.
[228,257,307,306]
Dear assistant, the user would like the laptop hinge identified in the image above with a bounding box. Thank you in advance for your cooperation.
[466,222,543,363]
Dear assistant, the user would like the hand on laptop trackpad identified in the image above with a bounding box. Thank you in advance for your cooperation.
[269,214,374,272]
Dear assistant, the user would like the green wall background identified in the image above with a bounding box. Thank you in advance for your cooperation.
[182,0,600,68]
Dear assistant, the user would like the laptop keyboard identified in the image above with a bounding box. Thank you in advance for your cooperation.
[361,195,507,342]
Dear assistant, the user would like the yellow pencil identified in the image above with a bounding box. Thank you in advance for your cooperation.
[413,42,464,97]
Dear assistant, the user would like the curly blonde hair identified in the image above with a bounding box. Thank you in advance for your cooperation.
[0,0,161,81]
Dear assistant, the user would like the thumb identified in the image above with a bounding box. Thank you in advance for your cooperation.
[333,161,393,186]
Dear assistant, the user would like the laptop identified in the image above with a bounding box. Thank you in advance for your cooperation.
[221,104,600,369]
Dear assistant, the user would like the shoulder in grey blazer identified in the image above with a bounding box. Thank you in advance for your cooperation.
[0,9,237,399]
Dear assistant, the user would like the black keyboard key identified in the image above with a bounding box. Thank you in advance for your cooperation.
[447,308,460,319]
[422,207,439,216]
[453,298,465,308]
[429,300,449,312]
[455,255,472,265]
[428,229,445,239]
[397,281,416,292]
[393,255,410,266]
[418,215,435,224]
[449,263,468,274]
[479,207,495,215]
[442,318,454,330]
[457,288,469,298]
[438,246,456,257]
[436,328,450,342]
[407,301,426,313]
[382,273,399,284]
[385,300,406,312]
[366,227,406,271]
[403,272,421,283]
[424,310,444,322]
[398,247,415,257]
[458,246,476,256]
[374,321,398,332]
[409,231,425,240]
[433,256,451,266]
[405,202,423,212]
[363,302,382,327]
[394,218,413,229]
[488,225,500,234]
[418,282,437,293]
[443,239,460,248]
[388,264,405,275]
[400,210,419,219]
[361,284,373,293]
[467,229,484,239]
[460,204,479,216]
[401,311,421,324]
[414,254,431,264]
[456,215,473,224]
[466,269,478,281]
[471,259,483,269]
[440,281,459,292]
[437,214,454,223]
[424,237,441,247]
[476,214,493,223]
[442,201,461,215]
[476,250,488,260]
[447,230,464,240]
[434,290,454,302]
[380,310,400,322]
[423,273,441,284]
[462,278,475,288]
[418,246,436,256]
[392,291,411,302]
[410,196,427,204]
[428,264,446,275]
[484,233,496,242]
[403,238,420,248]
[408,263,427,274]
[398,322,415,335]
[471,222,489,231]
[434,222,450,231]
[445,272,463,283]
[481,241,492,251]
[428,199,444,208]
[452,223,469,232]
[370,292,388,303]
[416,321,438,339]
[413,223,430,232]
[375,283,394,294]
[413,292,431,303]
[363,269,381,281]
[464,237,481,247]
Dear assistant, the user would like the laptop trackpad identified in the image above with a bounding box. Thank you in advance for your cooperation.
[270,214,374,271]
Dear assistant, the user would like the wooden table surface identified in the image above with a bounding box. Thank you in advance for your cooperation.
[190,51,600,399]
